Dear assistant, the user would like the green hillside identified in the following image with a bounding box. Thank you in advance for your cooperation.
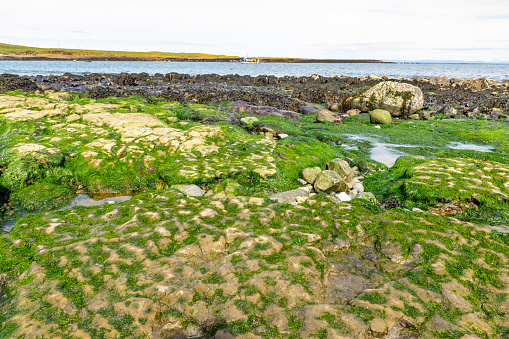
[0,43,238,58]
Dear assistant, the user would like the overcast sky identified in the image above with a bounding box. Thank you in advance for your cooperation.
[1,0,508,61]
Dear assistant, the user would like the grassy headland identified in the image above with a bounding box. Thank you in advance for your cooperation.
[0,43,384,63]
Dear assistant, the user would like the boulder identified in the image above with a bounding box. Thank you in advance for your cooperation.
[257,123,284,137]
[347,109,360,116]
[329,103,340,112]
[240,116,260,130]
[348,81,423,117]
[429,76,449,86]
[463,77,490,92]
[369,109,392,124]
[326,158,354,183]
[301,167,321,184]
[314,170,348,193]
[316,109,343,123]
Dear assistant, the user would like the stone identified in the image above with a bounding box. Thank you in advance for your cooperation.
[269,188,309,203]
[370,109,392,124]
[357,192,378,204]
[301,167,322,184]
[184,184,205,197]
[329,103,340,112]
[240,116,260,130]
[408,113,420,120]
[278,133,289,139]
[347,109,360,116]
[429,76,449,85]
[257,123,283,137]
[314,170,348,193]
[419,111,433,120]
[336,192,352,202]
[348,81,424,117]
[353,182,364,193]
[326,158,354,183]
[463,77,490,92]
[316,109,343,123]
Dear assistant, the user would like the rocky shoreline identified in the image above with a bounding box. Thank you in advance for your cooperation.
[1,72,508,118]
[0,72,509,338]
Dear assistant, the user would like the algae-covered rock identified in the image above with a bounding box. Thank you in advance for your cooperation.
[326,158,354,183]
[257,123,284,137]
[314,170,348,193]
[301,167,321,184]
[212,179,246,196]
[370,109,392,124]
[357,192,378,204]
[348,81,424,116]
[240,116,260,130]
[10,182,73,211]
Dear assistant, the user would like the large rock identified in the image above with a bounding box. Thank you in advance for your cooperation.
[314,170,348,193]
[369,109,392,124]
[463,77,490,92]
[429,76,449,85]
[301,167,322,184]
[240,116,260,130]
[326,159,354,183]
[348,81,423,117]
[316,109,343,123]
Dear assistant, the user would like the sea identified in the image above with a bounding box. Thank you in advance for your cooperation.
[1,60,509,80]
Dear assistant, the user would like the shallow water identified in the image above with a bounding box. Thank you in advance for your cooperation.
[342,134,420,167]
[448,142,494,152]
[0,194,131,232]
[1,60,509,80]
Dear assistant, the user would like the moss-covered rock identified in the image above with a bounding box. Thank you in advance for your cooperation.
[314,170,348,193]
[369,109,392,124]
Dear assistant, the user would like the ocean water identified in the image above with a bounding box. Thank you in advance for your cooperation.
[1,60,509,80]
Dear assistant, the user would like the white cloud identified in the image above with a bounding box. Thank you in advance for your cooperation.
[1,0,508,61]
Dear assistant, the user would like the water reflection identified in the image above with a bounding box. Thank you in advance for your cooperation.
[1,194,131,232]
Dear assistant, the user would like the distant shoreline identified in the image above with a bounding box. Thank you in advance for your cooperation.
[0,54,386,63]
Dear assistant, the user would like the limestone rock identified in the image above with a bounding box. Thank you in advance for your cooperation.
[269,188,309,203]
[301,167,322,184]
[326,158,354,183]
[314,170,348,193]
[348,81,424,117]
[370,109,392,124]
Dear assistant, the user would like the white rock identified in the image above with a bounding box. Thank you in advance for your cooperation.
[278,134,289,139]
[337,192,352,202]
[353,182,364,193]
[374,125,381,129]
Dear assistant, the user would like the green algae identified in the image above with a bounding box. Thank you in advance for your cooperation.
[1,91,509,337]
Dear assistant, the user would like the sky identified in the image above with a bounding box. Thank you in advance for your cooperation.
[1,0,509,62]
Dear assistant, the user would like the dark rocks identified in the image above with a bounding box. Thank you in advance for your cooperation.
[0,74,39,93]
